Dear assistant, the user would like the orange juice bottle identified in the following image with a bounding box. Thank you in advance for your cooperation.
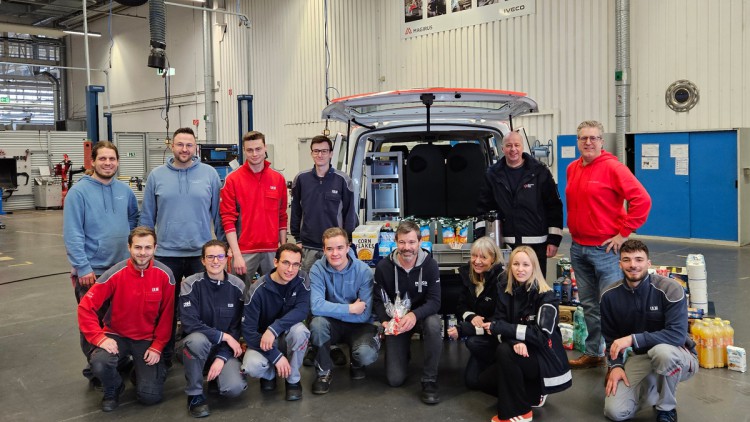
[701,321,715,369]
[690,320,702,361]
[713,320,725,368]
[723,320,735,362]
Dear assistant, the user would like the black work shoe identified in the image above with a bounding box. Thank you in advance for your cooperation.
[188,394,210,418]
[312,373,332,394]
[349,364,366,380]
[260,377,277,392]
[285,381,303,401]
[303,346,317,367]
[656,409,677,422]
[101,382,125,412]
[420,381,440,405]
[331,346,348,366]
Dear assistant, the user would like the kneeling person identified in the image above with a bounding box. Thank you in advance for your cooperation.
[78,227,175,412]
[241,243,311,401]
[178,240,247,418]
[602,240,697,422]
[309,227,380,394]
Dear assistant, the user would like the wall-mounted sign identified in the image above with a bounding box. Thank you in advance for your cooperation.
[402,0,535,39]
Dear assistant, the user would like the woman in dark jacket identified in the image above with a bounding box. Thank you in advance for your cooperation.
[479,246,571,422]
[447,236,505,389]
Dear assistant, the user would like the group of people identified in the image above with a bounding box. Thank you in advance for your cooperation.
[63,121,697,422]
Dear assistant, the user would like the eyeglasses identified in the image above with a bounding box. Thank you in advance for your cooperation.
[311,149,331,155]
[205,254,227,261]
[577,136,602,142]
[174,142,196,150]
[279,260,302,269]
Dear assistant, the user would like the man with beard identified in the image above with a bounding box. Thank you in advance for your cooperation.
[373,221,442,405]
[140,127,224,366]
[78,227,176,412]
[63,141,139,386]
[600,240,697,422]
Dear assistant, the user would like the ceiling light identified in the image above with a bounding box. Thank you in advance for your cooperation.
[63,30,102,37]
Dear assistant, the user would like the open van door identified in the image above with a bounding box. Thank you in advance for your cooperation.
[330,132,348,173]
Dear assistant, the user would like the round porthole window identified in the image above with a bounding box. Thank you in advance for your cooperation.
[666,80,699,112]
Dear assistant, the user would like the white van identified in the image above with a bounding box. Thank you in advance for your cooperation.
[322,88,538,312]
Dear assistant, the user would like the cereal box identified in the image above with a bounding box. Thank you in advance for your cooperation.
[352,224,383,265]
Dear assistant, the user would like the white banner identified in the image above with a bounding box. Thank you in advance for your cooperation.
[402,0,535,39]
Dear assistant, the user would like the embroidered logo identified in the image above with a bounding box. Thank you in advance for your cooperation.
[228,303,234,308]
[152,287,159,292]
[270,186,277,190]
[331,189,339,194]
[523,183,535,189]
[650,306,658,311]
[183,301,191,308]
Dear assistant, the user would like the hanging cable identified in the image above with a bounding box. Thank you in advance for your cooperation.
[161,56,171,140]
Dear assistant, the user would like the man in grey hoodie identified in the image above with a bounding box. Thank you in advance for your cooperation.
[140,127,224,365]
[63,141,139,384]
[309,227,379,395]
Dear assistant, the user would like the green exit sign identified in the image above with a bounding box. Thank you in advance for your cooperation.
[0,95,10,104]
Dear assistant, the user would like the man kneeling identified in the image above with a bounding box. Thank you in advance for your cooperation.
[241,243,311,401]
[178,240,247,417]
[602,240,697,422]
[309,227,380,394]
[78,227,175,412]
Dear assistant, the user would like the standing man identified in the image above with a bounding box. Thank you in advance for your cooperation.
[290,135,358,274]
[373,221,442,405]
[78,227,175,412]
[140,127,224,367]
[566,121,652,368]
[601,240,697,422]
[241,243,310,401]
[478,130,563,277]
[309,227,379,395]
[178,240,247,418]
[63,141,139,384]
[221,131,288,286]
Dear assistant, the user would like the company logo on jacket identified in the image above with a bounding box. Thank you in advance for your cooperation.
[523,183,535,189]
[650,306,658,311]
[183,301,192,308]
[152,287,160,292]
[270,186,277,190]
[331,189,339,194]
[228,303,234,308]
[415,280,428,288]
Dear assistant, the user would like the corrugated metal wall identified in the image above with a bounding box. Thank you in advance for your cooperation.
[222,0,614,178]
[630,0,750,131]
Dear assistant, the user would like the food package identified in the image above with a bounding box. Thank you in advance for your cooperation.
[727,346,747,373]
[382,291,411,336]
[559,323,574,350]
[352,224,383,265]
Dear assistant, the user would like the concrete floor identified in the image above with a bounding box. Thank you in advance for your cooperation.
[1,209,749,422]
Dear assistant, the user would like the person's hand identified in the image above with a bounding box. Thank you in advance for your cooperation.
[546,244,559,258]
[78,272,97,287]
[207,358,225,381]
[603,234,627,254]
[349,298,366,315]
[513,342,529,357]
[144,349,161,366]
[446,326,459,340]
[275,356,291,379]
[260,329,276,352]
[100,337,118,354]
[609,335,633,360]
[223,333,243,358]
[482,321,492,334]
[605,367,629,396]
[470,315,485,327]
[231,250,246,275]
[398,312,417,333]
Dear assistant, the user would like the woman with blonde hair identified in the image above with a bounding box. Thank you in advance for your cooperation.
[479,246,571,422]
[447,236,505,389]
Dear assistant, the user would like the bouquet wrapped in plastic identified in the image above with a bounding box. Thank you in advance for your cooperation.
[383,291,411,335]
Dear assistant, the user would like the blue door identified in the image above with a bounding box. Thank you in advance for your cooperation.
[689,131,737,241]
[635,133,690,238]
[557,135,580,228]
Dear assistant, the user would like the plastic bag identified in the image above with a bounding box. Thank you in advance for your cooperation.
[573,306,588,353]
[383,291,411,335]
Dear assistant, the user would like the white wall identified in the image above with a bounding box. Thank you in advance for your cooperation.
[66,0,750,180]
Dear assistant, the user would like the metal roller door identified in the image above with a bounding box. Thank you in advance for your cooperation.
[114,133,146,202]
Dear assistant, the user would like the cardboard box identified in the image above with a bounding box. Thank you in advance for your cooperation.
[559,305,577,324]
[352,224,383,265]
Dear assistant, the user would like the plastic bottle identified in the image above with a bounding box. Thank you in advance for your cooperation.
[571,279,580,305]
[701,321,715,369]
[692,321,704,365]
[723,320,735,363]
[713,320,725,368]
[572,306,587,353]
[561,277,571,305]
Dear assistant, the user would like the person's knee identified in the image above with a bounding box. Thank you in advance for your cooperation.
[603,400,636,421]
[182,332,211,359]
[352,344,379,367]
[137,383,164,405]
[288,323,310,351]
[422,314,441,333]
[241,355,268,379]
[649,344,681,375]
[89,350,117,376]
[309,317,331,347]
[220,379,247,398]
[494,342,514,363]
[387,371,406,387]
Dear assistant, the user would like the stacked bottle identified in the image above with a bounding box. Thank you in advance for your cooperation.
[723,320,735,362]
[698,320,715,369]
[713,320,725,368]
